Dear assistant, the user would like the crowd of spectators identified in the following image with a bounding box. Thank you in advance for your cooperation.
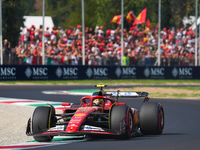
[2,23,198,66]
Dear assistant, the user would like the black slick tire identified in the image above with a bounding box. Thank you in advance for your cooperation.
[139,102,164,135]
[32,106,56,142]
[110,105,133,139]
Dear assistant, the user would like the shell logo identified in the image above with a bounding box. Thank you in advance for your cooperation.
[75,113,85,117]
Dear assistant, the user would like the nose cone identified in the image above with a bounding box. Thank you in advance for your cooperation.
[66,107,97,132]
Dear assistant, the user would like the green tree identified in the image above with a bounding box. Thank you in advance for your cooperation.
[2,0,25,47]
[170,0,196,28]
[20,0,35,15]
[16,0,200,35]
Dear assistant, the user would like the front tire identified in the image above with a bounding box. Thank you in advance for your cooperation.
[110,105,133,139]
[32,106,56,142]
[139,102,164,135]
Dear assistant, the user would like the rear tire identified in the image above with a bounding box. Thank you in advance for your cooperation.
[32,106,56,142]
[110,105,133,139]
[139,102,164,135]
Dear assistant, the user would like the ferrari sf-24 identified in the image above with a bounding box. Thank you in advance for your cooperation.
[26,85,164,142]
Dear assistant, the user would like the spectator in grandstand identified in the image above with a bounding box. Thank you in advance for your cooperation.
[3,39,11,64]
[23,45,32,65]
[7,23,197,66]
[24,28,30,46]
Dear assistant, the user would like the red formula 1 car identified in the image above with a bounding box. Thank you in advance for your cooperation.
[26,85,164,142]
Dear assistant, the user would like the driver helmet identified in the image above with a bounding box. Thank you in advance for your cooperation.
[93,98,104,106]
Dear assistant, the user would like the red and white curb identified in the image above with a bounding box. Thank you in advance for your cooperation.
[0,97,85,149]
[42,90,93,96]
[0,97,67,110]
[42,89,97,96]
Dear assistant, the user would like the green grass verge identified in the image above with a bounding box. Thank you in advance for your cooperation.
[1,79,200,85]
[148,93,200,99]
[134,87,200,99]
[131,87,200,90]
[149,93,188,98]
[1,80,200,99]
[109,87,200,99]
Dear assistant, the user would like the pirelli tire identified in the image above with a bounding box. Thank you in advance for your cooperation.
[110,105,133,139]
[32,106,56,142]
[139,102,164,135]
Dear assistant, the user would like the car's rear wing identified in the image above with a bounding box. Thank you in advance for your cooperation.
[94,85,149,102]
[105,91,149,103]
[105,91,148,97]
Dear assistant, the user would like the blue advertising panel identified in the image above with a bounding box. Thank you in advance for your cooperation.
[0,65,198,80]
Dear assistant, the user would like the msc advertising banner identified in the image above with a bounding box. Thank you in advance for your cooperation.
[0,65,198,80]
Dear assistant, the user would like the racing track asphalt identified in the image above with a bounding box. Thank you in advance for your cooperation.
[0,85,200,150]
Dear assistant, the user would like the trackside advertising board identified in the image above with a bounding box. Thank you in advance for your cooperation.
[0,65,197,80]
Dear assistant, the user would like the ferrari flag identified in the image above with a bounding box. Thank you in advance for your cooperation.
[110,15,121,24]
[133,8,147,25]
[126,11,136,22]
[146,18,151,28]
